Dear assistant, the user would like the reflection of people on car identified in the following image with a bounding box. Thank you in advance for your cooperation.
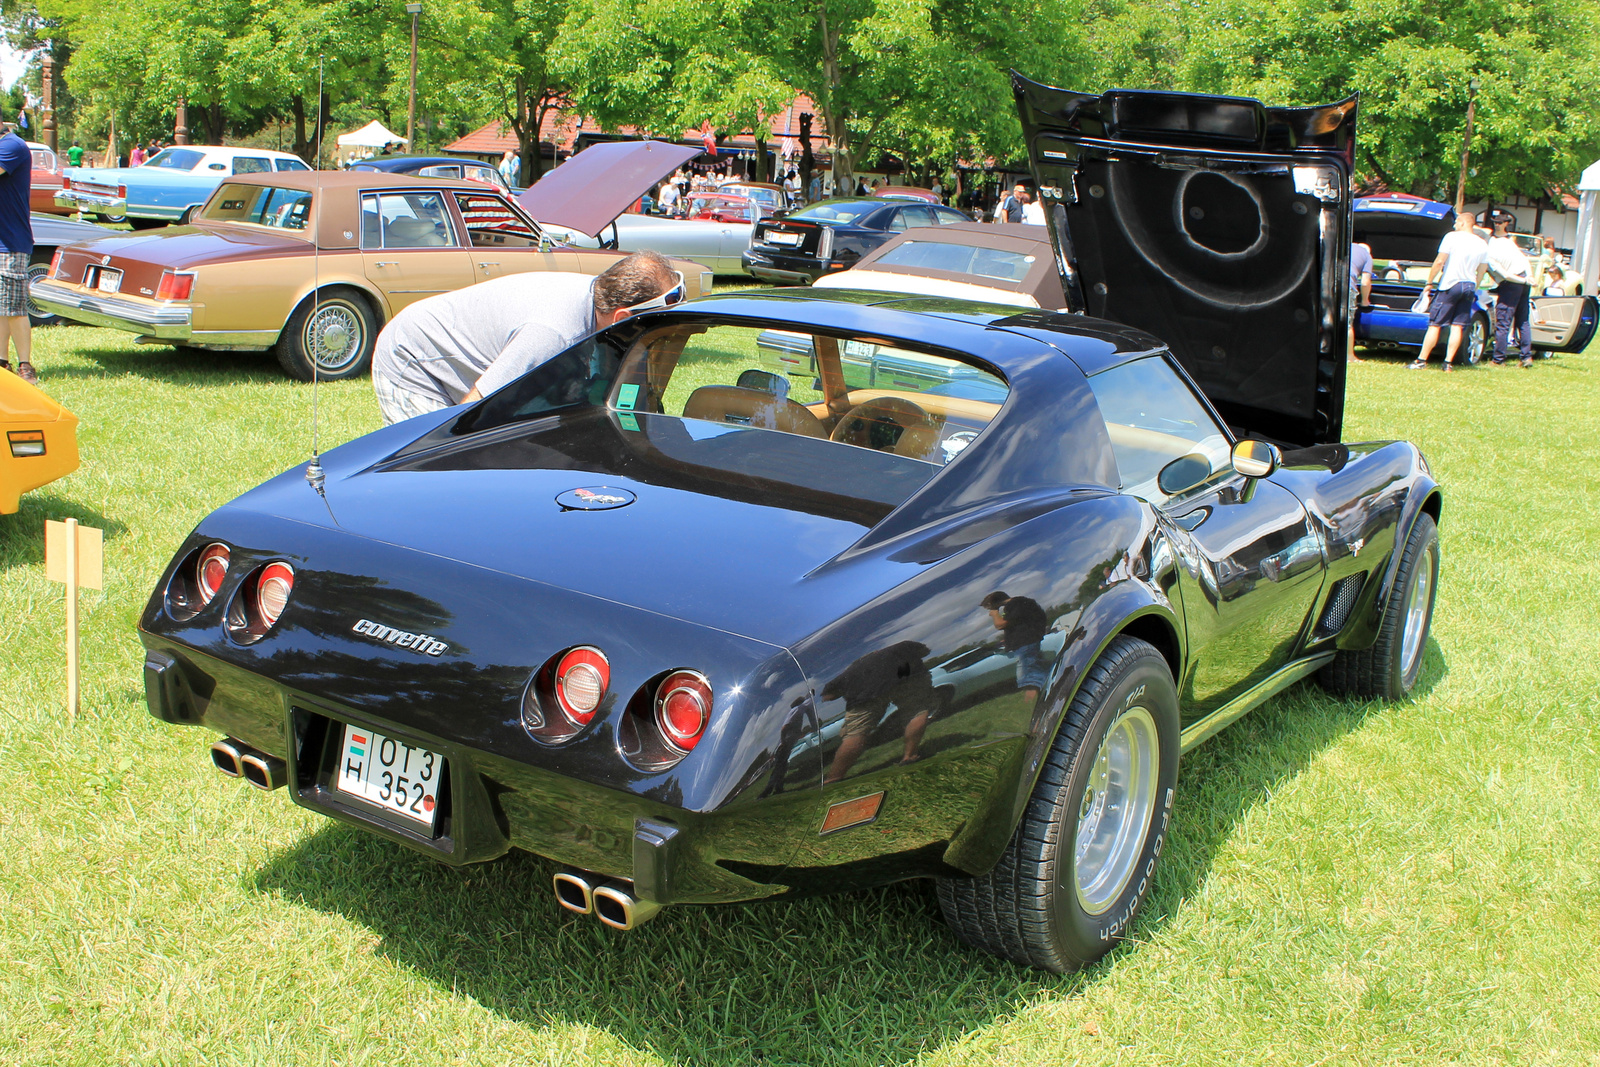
[822,640,936,784]
[981,591,1048,707]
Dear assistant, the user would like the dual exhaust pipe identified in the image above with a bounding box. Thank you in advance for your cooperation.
[553,870,662,930]
[210,737,287,791]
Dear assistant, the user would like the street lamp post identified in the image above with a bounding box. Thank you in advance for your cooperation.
[1455,75,1481,214]
[403,1,422,150]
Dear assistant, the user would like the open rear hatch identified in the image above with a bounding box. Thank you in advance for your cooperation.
[1013,73,1356,446]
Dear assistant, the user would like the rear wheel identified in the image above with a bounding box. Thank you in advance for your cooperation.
[26,251,61,326]
[1463,314,1489,365]
[936,636,1179,972]
[1318,512,1439,699]
[274,290,376,381]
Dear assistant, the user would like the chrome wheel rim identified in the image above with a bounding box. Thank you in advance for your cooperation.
[1399,539,1437,678]
[1074,704,1160,915]
[1467,319,1486,364]
[305,301,363,372]
[25,262,50,320]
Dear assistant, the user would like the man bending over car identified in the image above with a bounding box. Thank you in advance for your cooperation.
[372,249,685,424]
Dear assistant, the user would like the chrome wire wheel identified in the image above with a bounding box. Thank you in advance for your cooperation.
[1074,704,1160,915]
[1465,316,1488,364]
[303,299,365,373]
[25,259,58,324]
[1399,538,1438,679]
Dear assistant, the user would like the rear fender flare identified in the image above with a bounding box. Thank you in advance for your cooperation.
[941,583,1183,876]
[1340,475,1441,650]
[283,280,391,337]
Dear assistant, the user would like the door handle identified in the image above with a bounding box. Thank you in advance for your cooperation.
[373,261,398,267]
[477,262,499,269]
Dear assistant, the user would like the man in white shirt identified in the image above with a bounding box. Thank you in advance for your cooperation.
[1020,190,1046,225]
[371,251,684,424]
[1484,209,1535,367]
[1409,210,1488,371]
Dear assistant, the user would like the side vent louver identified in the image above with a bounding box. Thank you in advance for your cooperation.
[1315,574,1365,637]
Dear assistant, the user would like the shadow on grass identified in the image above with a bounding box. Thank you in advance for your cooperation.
[44,343,282,385]
[249,644,1446,1066]
[0,492,127,571]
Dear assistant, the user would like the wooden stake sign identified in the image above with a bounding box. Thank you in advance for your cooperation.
[45,518,103,722]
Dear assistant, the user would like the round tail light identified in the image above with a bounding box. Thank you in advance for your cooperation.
[555,646,609,725]
[655,670,711,752]
[254,562,295,628]
[195,543,230,607]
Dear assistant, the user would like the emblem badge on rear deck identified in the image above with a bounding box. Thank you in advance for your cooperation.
[557,487,635,511]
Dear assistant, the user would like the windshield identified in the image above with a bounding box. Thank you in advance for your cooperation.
[144,149,205,171]
[201,183,312,230]
[789,200,882,226]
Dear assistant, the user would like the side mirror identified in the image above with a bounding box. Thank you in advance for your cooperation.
[1232,438,1281,479]
[1157,452,1212,496]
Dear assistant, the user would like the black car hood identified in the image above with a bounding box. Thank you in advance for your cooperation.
[1013,72,1357,446]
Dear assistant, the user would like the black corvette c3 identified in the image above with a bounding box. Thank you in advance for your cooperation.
[139,75,1441,973]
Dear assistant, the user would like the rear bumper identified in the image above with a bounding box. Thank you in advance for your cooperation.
[56,189,128,216]
[743,248,833,285]
[139,636,806,905]
[30,278,192,339]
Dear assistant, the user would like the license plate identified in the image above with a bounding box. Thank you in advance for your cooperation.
[334,723,444,828]
[93,267,122,294]
[766,231,801,246]
[844,339,877,359]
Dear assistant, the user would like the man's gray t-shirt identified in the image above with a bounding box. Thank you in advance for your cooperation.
[373,272,596,405]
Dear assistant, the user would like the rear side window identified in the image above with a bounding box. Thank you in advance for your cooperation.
[232,157,272,174]
[1088,356,1231,501]
[201,183,312,229]
[275,158,309,172]
[873,239,1036,282]
[146,149,205,171]
[360,191,456,247]
[417,164,463,180]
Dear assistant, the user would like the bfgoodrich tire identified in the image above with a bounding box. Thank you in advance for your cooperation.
[936,635,1179,972]
[274,290,377,382]
[1318,512,1439,700]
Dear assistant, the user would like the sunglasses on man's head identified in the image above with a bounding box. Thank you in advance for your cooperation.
[626,271,687,313]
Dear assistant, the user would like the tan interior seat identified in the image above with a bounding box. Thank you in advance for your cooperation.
[681,385,829,439]
[384,217,447,247]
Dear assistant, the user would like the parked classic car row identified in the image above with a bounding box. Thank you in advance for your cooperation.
[33,161,714,381]
[137,75,1447,978]
[56,144,312,228]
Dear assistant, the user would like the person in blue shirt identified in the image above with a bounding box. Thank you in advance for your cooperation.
[0,116,34,383]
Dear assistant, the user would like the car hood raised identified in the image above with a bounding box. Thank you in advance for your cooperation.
[518,140,702,238]
[1014,72,1357,447]
[1353,195,1454,263]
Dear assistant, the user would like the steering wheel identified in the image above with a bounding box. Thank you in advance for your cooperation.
[829,397,935,456]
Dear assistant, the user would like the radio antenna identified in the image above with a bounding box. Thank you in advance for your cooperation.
[305,54,327,498]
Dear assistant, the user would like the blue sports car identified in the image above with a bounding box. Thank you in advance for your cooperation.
[1353,195,1596,361]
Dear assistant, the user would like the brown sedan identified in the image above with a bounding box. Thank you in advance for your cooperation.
[32,171,715,380]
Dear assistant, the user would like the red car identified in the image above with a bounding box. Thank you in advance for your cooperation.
[685,193,770,224]
[28,142,73,216]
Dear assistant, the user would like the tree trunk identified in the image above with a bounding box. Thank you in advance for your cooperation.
[815,0,852,194]
[291,95,308,162]
[754,135,768,182]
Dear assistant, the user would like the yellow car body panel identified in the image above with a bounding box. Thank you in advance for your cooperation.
[1,374,80,514]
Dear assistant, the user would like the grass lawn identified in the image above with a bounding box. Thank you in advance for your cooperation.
[2,321,1598,1066]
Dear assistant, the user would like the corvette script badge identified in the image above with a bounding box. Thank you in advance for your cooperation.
[351,619,449,656]
[556,486,636,511]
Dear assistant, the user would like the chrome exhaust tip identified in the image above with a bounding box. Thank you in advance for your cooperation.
[210,739,247,778]
[552,871,595,915]
[592,881,662,931]
[239,751,287,791]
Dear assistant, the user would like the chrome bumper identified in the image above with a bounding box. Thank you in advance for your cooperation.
[31,278,192,339]
[55,190,128,216]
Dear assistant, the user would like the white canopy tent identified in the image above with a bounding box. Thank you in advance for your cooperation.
[336,120,407,149]
[1572,159,1600,296]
